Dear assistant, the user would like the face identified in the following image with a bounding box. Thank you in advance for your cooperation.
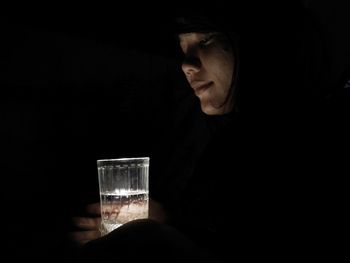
[179,32,235,115]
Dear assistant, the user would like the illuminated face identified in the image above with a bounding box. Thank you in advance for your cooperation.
[179,32,235,115]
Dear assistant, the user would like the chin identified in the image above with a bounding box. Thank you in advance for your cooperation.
[201,103,233,116]
[201,106,224,116]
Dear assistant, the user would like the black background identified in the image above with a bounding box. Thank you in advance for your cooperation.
[1,5,186,261]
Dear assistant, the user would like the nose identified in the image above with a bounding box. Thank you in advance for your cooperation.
[181,56,201,78]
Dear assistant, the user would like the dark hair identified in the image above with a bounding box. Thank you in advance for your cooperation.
[175,16,229,34]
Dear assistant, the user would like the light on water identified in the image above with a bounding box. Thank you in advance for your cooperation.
[99,190,149,235]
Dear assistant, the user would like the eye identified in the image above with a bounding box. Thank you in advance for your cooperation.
[198,34,214,47]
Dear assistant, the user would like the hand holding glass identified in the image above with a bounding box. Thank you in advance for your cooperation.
[97,157,149,235]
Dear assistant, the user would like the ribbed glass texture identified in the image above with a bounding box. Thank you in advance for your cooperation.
[97,157,149,235]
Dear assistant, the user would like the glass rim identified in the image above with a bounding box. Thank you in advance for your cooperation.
[97,157,150,165]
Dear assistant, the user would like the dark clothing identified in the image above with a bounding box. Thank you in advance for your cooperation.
[80,219,219,263]
[153,101,346,261]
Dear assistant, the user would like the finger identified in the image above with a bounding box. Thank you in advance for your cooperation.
[149,199,167,223]
[72,216,101,230]
[86,202,101,215]
[68,230,101,246]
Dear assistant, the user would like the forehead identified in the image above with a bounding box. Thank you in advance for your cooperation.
[178,32,211,42]
[178,32,214,51]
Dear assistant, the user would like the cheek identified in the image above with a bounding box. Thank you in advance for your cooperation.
[213,66,233,92]
[208,52,234,81]
[219,57,234,90]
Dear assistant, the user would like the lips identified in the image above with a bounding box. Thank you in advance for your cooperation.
[191,81,213,96]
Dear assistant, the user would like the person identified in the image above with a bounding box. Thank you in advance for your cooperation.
[69,2,344,261]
